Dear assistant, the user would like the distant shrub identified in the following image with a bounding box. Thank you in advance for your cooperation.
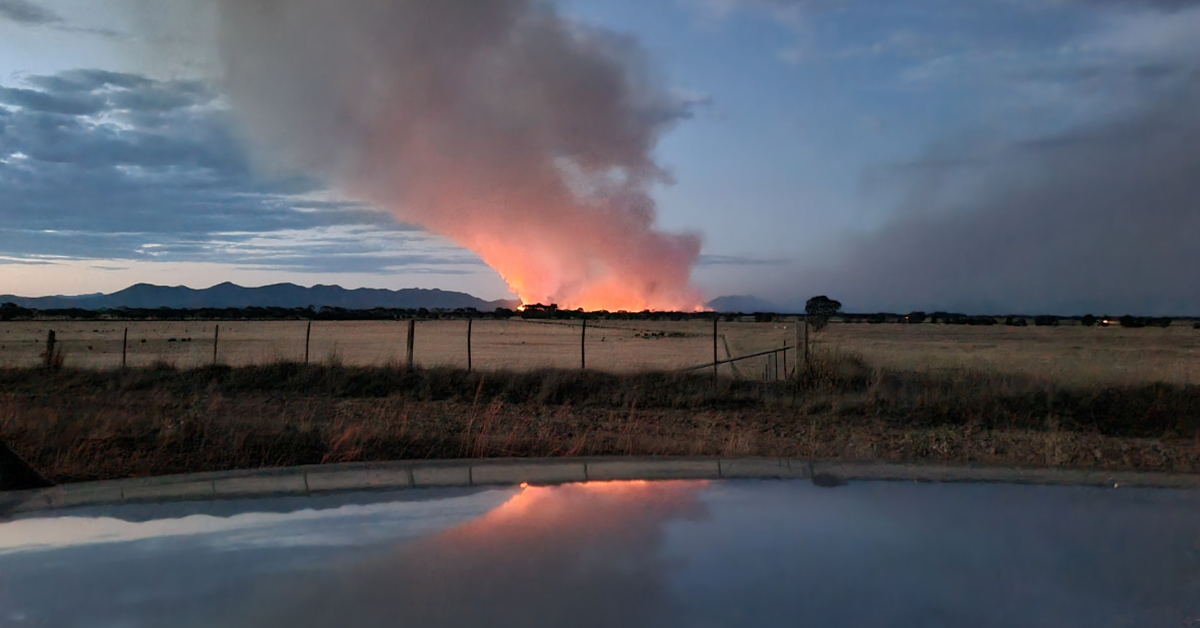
[1005,316,1028,327]
[906,311,927,324]
[1081,314,1097,327]
[1033,316,1059,327]
[1119,315,1147,329]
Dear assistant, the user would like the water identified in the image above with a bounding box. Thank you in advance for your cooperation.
[1,480,1197,627]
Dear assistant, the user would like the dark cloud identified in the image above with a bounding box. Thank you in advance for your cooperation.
[0,0,61,25]
[806,77,1200,315]
[0,70,456,275]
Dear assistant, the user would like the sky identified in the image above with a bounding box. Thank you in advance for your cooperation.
[0,0,1197,313]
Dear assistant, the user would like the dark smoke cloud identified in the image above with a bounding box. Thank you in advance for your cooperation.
[811,76,1200,315]
[0,0,61,25]
[201,0,702,310]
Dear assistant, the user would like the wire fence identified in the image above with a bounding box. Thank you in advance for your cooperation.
[0,318,804,380]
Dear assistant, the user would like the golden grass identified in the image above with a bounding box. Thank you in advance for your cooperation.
[3,319,1198,483]
[5,318,1195,386]
[816,323,1200,386]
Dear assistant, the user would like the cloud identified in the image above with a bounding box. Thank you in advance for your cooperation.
[0,69,471,276]
[0,0,61,25]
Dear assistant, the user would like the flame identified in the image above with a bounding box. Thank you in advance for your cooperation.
[406,194,705,312]
[473,237,704,312]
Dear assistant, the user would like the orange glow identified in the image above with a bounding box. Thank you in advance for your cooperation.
[446,480,707,539]
[394,177,705,312]
[483,244,704,312]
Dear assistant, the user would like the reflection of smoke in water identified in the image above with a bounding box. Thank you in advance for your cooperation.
[208,0,704,311]
[238,481,708,628]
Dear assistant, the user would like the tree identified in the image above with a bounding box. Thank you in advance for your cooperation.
[906,311,927,324]
[1081,314,1097,327]
[0,302,28,321]
[805,295,841,331]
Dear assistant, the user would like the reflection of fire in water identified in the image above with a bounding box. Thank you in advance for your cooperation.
[240,481,707,628]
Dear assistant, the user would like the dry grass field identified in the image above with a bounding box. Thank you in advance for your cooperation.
[3,318,1199,484]
[0,319,796,375]
[818,323,1200,386]
[2,319,1196,385]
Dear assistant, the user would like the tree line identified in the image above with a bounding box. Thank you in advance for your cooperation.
[1,298,1193,328]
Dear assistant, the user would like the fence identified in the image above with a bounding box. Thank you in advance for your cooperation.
[0,318,812,381]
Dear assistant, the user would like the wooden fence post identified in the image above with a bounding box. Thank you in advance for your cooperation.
[406,319,415,369]
[212,325,220,365]
[804,317,810,366]
[712,317,719,383]
[581,318,587,371]
[782,341,787,379]
[304,321,312,364]
[43,330,56,369]
[795,320,801,373]
[467,317,473,372]
[122,328,128,369]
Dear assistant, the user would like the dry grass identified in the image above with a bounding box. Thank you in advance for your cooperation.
[2,319,1196,386]
[817,323,1200,386]
[2,353,1198,483]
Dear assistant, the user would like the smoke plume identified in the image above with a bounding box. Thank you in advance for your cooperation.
[205,0,702,311]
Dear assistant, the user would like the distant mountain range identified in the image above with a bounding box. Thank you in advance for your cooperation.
[0,282,788,313]
[0,282,521,311]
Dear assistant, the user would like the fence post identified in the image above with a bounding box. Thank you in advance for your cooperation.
[581,318,587,371]
[782,341,787,379]
[712,317,719,383]
[43,330,56,369]
[406,319,415,369]
[795,320,801,374]
[467,317,473,372]
[213,324,220,365]
[304,321,312,364]
[804,317,810,366]
[122,328,128,369]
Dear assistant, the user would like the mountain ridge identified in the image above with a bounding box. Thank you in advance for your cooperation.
[0,282,520,311]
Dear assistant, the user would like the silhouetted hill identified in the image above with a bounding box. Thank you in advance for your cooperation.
[0,282,518,311]
[706,295,781,313]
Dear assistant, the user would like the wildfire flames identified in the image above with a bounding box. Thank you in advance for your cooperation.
[207,0,705,313]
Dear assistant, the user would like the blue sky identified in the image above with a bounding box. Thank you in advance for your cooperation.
[1,0,1197,313]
